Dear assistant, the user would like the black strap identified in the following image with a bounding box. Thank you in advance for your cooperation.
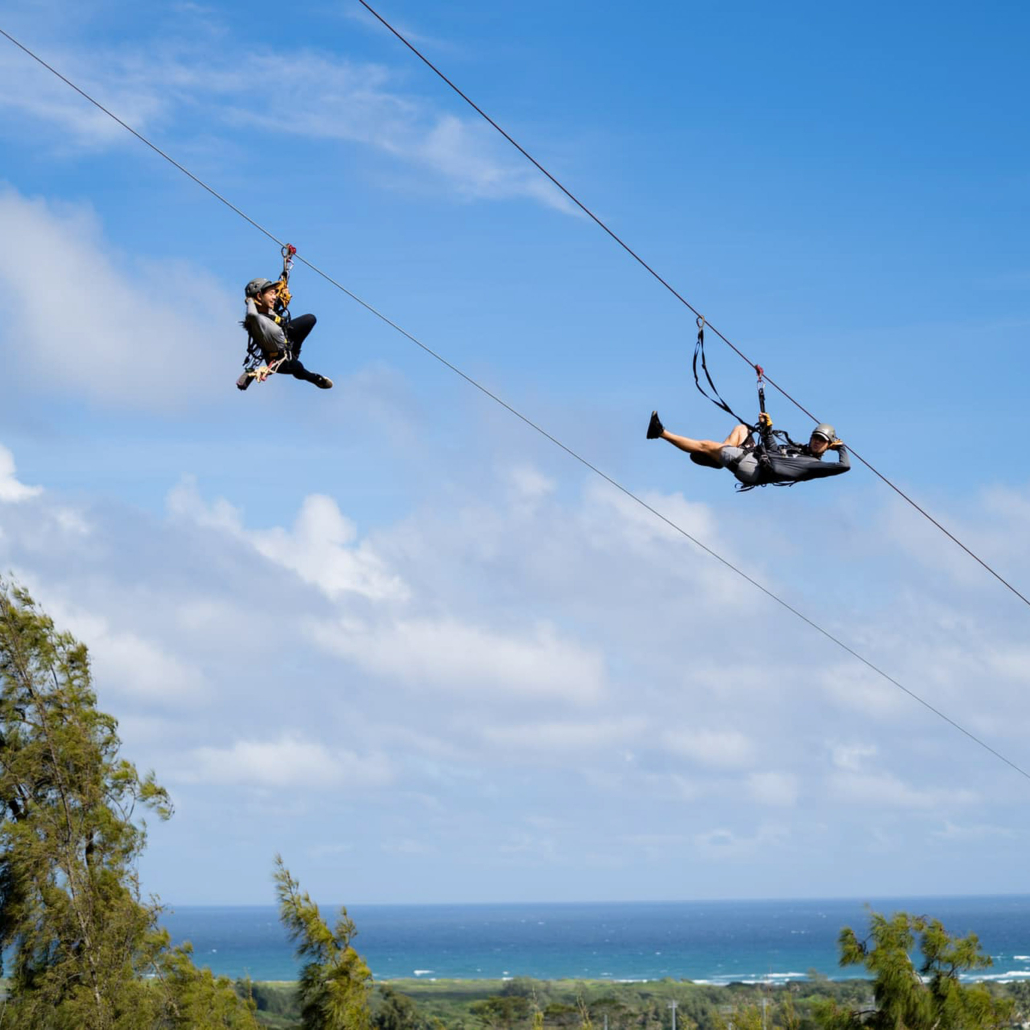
[692,320,754,429]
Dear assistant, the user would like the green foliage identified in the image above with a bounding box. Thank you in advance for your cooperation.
[472,995,533,1030]
[0,579,258,1029]
[245,979,303,1018]
[373,984,441,1030]
[274,854,373,1030]
[713,1003,762,1030]
[153,938,261,1027]
[816,910,1013,1030]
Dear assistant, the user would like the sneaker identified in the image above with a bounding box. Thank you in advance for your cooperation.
[646,410,664,439]
[236,373,252,391]
[314,375,333,390]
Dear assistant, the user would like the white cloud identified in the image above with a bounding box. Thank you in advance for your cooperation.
[505,464,557,511]
[312,615,605,703]
[931,820,1017,841]
[0,37,574,212]
[748,771,799,807]
[168,480,409,603]
[0,44,166,149]
[662,727,755,769]
[52,507,91,535]
[255,495,410,603]
[185,733,393,789]
[0,190,230,407]
[0,444,42,502]
[831,743,878,771]
[829,769,978,809]
[819,663,909,718]
[481,717,645,755]
[693,822,789,857]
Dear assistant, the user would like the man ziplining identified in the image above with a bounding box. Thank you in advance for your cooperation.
[647,410,851,489]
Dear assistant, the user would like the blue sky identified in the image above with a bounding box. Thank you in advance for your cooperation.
[1,0,1029,908]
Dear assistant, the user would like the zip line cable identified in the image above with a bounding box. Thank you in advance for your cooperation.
[354,0,1030,614]
[2,26,1029,784]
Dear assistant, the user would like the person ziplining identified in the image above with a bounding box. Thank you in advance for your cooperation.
[647,410,850,488]
[236,245,333,392]
[646,317,850,489]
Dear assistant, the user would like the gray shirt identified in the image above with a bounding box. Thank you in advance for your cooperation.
[244,299,288,359]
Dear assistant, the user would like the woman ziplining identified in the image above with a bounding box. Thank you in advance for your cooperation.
[646,317,850,490]
[236,245,334,392]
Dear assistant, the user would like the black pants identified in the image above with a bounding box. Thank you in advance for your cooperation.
[278,314,322,383]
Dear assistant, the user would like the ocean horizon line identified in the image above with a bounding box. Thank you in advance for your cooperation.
[161,891,1030,910]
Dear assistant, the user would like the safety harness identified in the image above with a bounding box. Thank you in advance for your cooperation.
[242,244,297,383]
[691,317,808,489]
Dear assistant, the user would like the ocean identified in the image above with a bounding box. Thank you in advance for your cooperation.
[160,895,1030,984]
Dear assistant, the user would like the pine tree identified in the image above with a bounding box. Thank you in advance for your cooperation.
[814,910,1012,1030]
[274,853,373,1030]
[0,579,258,1029]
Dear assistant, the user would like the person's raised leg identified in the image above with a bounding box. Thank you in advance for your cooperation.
[647,411,726,461]
[722,423,751,448]
[659,429,726,462]
[285,314,317,358]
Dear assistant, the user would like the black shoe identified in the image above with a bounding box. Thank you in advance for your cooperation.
[313,375,333,390]
[646,410,664,439]
[236,373,252,392]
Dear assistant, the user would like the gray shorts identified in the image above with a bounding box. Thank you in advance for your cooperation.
[719,446,762,485]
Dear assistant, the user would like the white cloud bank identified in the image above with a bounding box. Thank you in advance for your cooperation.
[2,428,1029,900]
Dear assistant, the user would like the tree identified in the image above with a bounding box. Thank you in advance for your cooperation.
[0,579,258,1029]
[714,1003,762,1030]
[472,995,533,1030]
[274,853,373,1030]
[373,985,438,1030]
[813,910,1012,1030]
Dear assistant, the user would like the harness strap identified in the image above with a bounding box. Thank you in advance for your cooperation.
[692,317,755,429]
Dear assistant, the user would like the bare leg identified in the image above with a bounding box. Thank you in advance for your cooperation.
[660,424,750,461]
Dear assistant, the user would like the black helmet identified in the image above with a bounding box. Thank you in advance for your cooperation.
[811,423,836,442]
[245,277,278,298]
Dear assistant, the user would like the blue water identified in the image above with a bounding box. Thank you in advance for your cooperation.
[160,896,1030,984]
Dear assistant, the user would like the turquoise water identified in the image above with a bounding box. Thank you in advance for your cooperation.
[160,895,1030,983]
